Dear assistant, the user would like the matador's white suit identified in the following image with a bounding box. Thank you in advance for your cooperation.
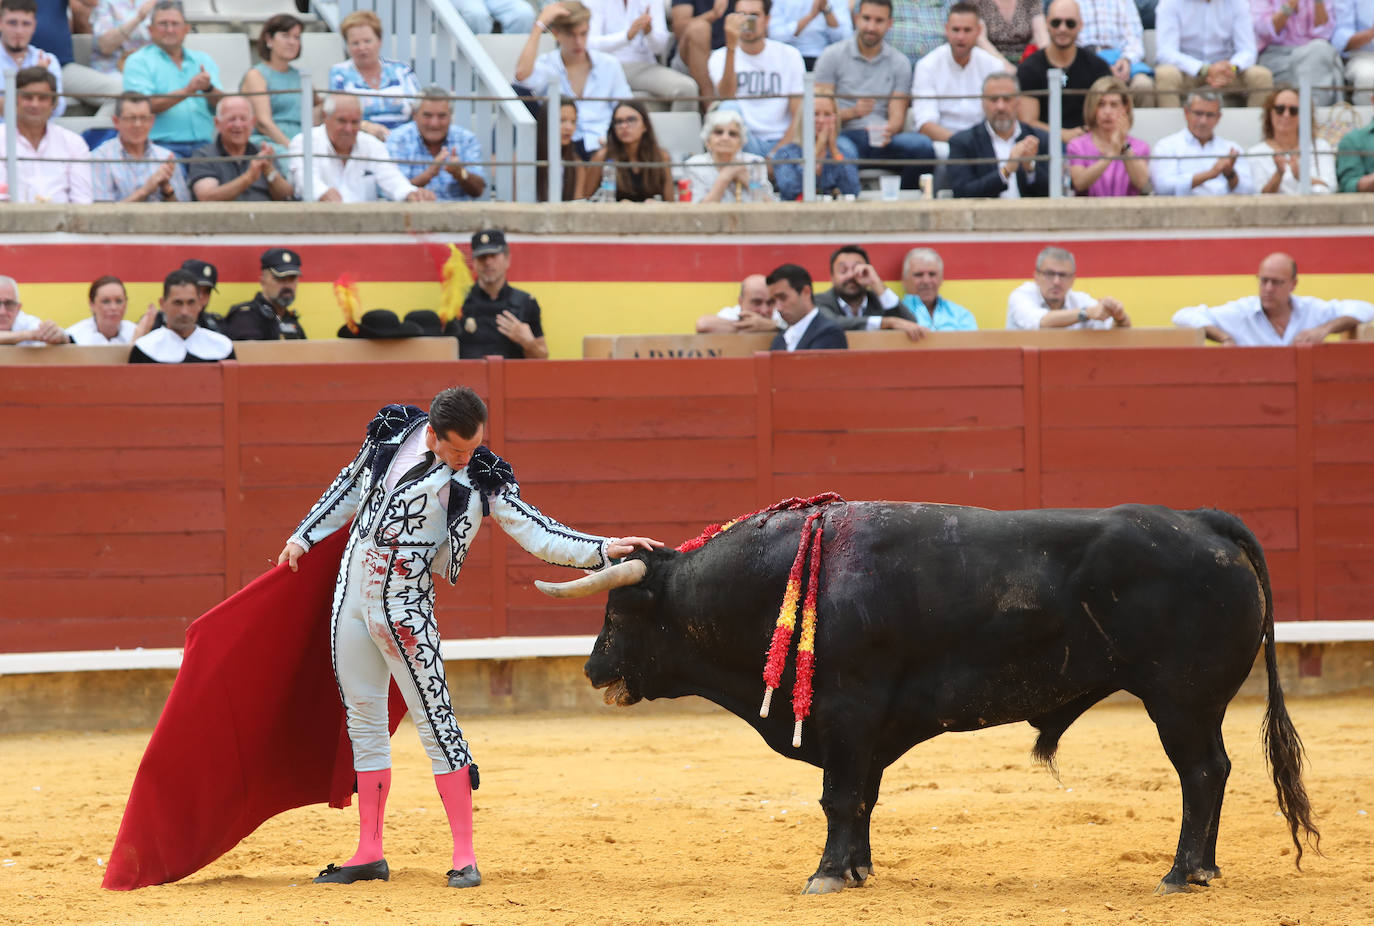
[288,403,612,776]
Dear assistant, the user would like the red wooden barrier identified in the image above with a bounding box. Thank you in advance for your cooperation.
[2,344,1370,654]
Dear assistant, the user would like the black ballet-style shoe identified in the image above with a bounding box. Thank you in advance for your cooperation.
[313,859,390,884]
[446,864,481,888]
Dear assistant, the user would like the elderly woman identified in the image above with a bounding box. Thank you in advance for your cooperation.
[1246,85,1336,194]
[1066,76,1153,196]
[683,108,775,203]
[242,13,311,150]
[328,9,421,140]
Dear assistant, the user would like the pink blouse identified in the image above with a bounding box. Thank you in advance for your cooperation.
[1066,133,1150,197]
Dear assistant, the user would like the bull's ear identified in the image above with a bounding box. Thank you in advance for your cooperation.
[535,559,647,598]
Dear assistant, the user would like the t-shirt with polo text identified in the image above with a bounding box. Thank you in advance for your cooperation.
[708,39,804,144]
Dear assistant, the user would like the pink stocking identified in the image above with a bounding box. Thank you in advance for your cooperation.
[434,768,476,870]
[345,768,391,866]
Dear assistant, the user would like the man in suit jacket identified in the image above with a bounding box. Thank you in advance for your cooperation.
[812,244,926,340]
[945,72,1050,198]
[767,263,848,351]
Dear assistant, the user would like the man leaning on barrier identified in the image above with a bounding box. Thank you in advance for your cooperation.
[696,272,784,332]
[1006,246,1131,330]
[813,244,927,339]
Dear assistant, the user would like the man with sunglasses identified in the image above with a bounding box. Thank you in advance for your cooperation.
[1016,0,1111,142]
[1149,88,1254,195]
[1153,0,1272,108]
[1006,246,1130,330]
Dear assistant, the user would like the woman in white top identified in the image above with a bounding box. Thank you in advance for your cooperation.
[66,276,153,345]
[682,108,775,203]
[1246,86,1336,195]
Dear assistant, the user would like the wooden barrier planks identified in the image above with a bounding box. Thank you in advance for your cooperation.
[1312,347,1374,621]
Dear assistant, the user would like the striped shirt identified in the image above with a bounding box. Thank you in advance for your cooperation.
[91,137,191,202]
[889,0,951,64]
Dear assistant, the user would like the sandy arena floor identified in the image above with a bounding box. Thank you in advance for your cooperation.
[3,693,1372,926]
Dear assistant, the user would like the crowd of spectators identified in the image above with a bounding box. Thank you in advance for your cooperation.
[3,0,1374,204]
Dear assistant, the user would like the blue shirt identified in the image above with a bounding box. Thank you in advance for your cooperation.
[1173,294,1374,345]
[0,44,66,116]
[900,294,979,331]
[523,49,632,149]
[122,44,222,144]
[32,0,73,64]
[90,136,191,202]
[386,121,487,201]
[328,57,420,129]
[767,0,853,58]
[1332,0,1374,56]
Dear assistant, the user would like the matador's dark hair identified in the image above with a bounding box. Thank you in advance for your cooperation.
[430,386,488,440]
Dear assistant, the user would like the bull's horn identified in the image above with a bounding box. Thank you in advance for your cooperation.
[534,559,647,598]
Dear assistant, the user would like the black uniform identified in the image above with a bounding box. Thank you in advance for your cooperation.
[457,283,543,359]
[222,293,307,341]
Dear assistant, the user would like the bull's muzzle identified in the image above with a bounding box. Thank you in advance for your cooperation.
[534,559,647,598]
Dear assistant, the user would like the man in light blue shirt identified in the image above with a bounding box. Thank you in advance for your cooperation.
[1172,252,1374,346]
[121,0,223,157]
[899,247,977,330]
[768,0,852,67]
[386,86,488,201]
[1333,0,1374,92]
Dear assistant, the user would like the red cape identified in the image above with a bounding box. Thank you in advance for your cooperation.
[102,529,406,890]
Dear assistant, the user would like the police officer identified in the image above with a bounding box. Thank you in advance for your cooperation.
[222,248,306,341]
[457,230,547,359]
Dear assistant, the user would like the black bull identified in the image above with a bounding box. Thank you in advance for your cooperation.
[537,501,1319,894]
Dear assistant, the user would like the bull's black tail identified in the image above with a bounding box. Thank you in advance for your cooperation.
[1198,509,1321,867]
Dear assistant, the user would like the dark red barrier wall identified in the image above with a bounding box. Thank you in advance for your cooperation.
[3,344,1370,653]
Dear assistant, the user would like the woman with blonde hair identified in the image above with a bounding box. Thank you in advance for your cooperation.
[1066,76,1152,197]
[1246,85,1336,194]
[328,9,420,140]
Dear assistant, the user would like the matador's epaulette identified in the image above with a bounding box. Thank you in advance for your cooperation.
[366,404,426,443]
[467,445,515,495]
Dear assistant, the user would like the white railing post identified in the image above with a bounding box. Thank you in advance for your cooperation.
[1298,78,1313,195]
[299,68,314,202]
[546,85,562,203]
[1047,68,1063,199]
[4,70,17,200]
[802,74,815,202]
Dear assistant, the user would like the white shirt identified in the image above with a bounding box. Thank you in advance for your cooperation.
[986,122,1032,199]
[717,303,785,327]
[1006,281,1116,330]
[586,0,671,64]
[1155,0,1258,73]
[4,309,48,345]
[67,316,136,344]
[781,306,821,350]
[1150,129,1256,196]
[911,45,1008,134]
[525,49,633,149]
[130,326,235,362]
[0,123,92,204]
[288,125,420,202]
[827,288,902,330]
[1245,138,1337,194]
[708,40,805,144]
[1173,295,1374,345]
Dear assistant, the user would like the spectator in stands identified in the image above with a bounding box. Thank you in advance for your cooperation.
[518,1,632,157]
[31,0,123,112]
[328,9,420,141]
[451,0,535,36]
[290,93,435,203]
[1253,0,1345,106]
[710,0,804,157]
[911,2,1013,146]
[1,0,66,116]
[222,248,306,341]
[899,247,978,329]
[696,273,785,331]
[457,229,548,359]
[1077,0,1154,105]
[179,257,223,329]
[91,0,155,76]
[767,0,853,68]
[773,92,860,199]
[67,276,149,345]
[671,0,737,109]
[1149,89,1255,194]
[767,262,847,350]
[973,0,1048,64]
[1153,0,1272,108]
[1247,85,1336,193]
[1066,76,1153,195]
[129,268,236,363]
[1336,89,1374,190]
[1334,0,1374,94]
[888,0,957,65]
[945,72,1049,196]
[0,67,91,202]
[587,0,698,110]
[1006,246,1131,329]
[683,106,776,199]
[122,0,223,158]
[537,99,588,200]
[585,100,678,200]
[1172,252,1374,344]
[189,95,294,201]
[815,0,934,189]
[242,13,307,151]
[387,85,488,201]
[0,274,69,345]
[91,90,189,201]
[1016,0,1111,141]
[813,244,927,337]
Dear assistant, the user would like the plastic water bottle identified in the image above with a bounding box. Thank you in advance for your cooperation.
[747,176,763,202]
[596,160,617,201]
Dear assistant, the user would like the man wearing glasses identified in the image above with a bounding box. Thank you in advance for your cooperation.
[1016,0,1112,142]
[1149,89,1254,195]
[0,275,70,346]
[1005,246,1131,330]
[91,91,190,202]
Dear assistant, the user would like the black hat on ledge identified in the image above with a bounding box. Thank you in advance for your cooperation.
[338,309,424,339]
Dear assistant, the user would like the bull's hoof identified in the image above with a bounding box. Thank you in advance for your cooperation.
[848,864,871,885]
[1153,879,1194,895]
[802,874,847,894]
[1187,866,1220,885]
